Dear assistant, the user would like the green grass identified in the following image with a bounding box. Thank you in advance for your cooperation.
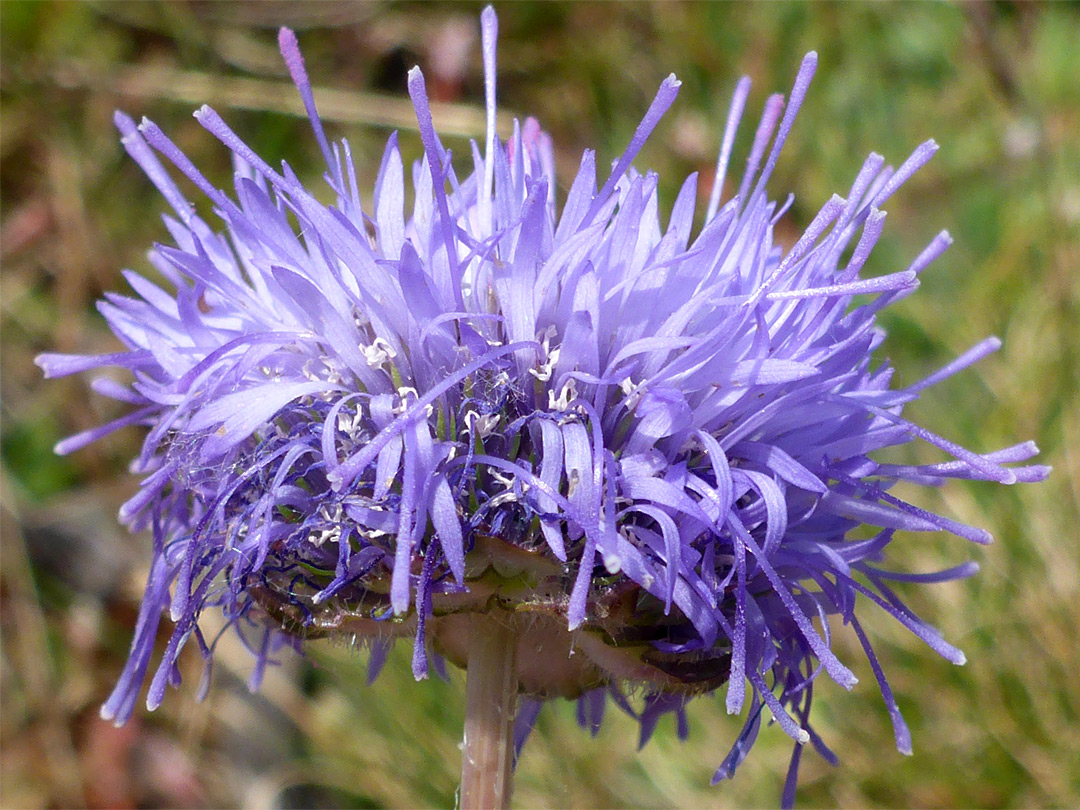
[3,2,1078,807]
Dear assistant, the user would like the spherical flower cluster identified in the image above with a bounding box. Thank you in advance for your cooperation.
[38,8,1048,804]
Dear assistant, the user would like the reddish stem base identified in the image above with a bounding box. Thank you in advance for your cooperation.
[459,612,519,810]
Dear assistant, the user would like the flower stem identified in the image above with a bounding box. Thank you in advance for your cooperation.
[460,611,519,810]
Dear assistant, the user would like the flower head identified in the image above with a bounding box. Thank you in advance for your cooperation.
[37,8,1048,804]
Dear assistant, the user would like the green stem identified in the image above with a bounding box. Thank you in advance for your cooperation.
[460,612,519,810]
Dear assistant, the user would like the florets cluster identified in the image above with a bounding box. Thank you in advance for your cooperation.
[37,8,1048,804]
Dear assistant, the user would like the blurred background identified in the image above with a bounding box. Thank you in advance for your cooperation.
[2,2,1078,807]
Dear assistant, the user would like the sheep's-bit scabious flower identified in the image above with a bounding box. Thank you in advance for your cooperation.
[38,8,1048,805]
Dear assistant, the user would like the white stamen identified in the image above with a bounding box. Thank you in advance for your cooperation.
[464,410,501,439]
[603,552,622,575]
[529,345,561,382]
[361,337,397,369]
[336,404,364,435]
[547,377,578,411]
[393,386,433,417]
[566,468,581,499]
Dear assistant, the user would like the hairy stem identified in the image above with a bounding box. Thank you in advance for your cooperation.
[460,611,519,810]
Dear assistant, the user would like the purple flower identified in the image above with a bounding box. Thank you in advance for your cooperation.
[37,8,1048,805]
